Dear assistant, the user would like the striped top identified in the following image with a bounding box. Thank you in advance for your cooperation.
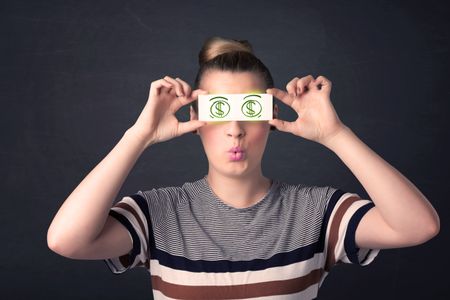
[103,176,380,300]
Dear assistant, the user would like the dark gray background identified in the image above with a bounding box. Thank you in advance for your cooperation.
[2,0,449,299]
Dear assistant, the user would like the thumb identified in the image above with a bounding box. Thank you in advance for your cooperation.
[269,118,294,133]
[178,120,206,136]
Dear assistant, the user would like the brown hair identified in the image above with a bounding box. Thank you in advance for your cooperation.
[192,37,275,114]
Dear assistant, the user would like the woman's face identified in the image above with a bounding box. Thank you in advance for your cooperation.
[191,70,277,178]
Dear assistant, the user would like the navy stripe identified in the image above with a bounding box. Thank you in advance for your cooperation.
[318,189,346,251]
[144,196,157,259]
[129,194,150,224]
[109,209,141,262]
[149,239,320,272]
[344,202,375,264]
[130,193,156,260]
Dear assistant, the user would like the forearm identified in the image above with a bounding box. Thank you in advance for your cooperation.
[47,128,149,251]
[322,125,440,236]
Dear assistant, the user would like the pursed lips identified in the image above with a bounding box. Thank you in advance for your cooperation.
[228,146,244,153]
[228,146,245,161]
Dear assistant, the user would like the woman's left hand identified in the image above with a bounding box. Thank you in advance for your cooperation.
[267,75,347,145]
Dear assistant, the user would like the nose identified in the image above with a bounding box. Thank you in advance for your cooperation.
[226,121,246,138]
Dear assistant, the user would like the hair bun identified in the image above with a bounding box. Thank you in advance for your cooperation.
[198,36,254,65]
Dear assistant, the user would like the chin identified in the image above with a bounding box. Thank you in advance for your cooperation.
[215,161,255,178]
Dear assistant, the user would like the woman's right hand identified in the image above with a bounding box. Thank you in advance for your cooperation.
[128,76,207,148]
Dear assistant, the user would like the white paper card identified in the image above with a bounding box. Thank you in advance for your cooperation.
[198,93,273,121]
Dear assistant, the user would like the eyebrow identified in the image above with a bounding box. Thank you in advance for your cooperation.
[209,96,229,102]
[243,94,262,99]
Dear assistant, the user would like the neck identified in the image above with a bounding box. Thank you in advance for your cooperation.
[205,169,272,209]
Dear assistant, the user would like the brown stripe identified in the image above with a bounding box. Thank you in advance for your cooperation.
[151,268,324,299]
[324,195,360,271]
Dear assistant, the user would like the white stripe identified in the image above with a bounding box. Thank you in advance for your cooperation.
[123,195,149,239]
[149,252,325,286]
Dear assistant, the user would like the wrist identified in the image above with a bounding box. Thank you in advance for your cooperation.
[320,125,352,149]
[124,127,155,150]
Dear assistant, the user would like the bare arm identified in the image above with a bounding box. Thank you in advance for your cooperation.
[322,125,440,248]
[47,76,207,259]
[47,128,147,258]
[268,75,440,250]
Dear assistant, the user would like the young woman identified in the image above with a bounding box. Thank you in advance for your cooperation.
[47,37,440,299]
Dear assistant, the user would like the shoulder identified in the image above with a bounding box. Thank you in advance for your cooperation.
[137,177,205,207]
[273,181,349,222]
[136,177,217,226]
[277,181,340,205]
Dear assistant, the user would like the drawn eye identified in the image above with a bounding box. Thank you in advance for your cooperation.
[209,96,230,119]
[241,94,263,118]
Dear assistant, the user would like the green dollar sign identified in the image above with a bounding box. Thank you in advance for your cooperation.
[246,100,255,116]
[215,101,224,117]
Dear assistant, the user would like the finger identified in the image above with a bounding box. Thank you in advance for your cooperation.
[175,77,192,97]
[313,75,332,94]
[171,90,204,112]
[164,76,184,97]
[296,75,315,95]
[286,77,300,97]
[149,79,173,97]
[167,87,177,97]
[177,120,207,136]
[182,89,208,112]
[268,118,296,134]
[190,88,208,100]
[266,88,295,108]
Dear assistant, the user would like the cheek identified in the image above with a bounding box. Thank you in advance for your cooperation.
[254,127,269,139]
[247,126,270,147]
[200,127,223,150]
